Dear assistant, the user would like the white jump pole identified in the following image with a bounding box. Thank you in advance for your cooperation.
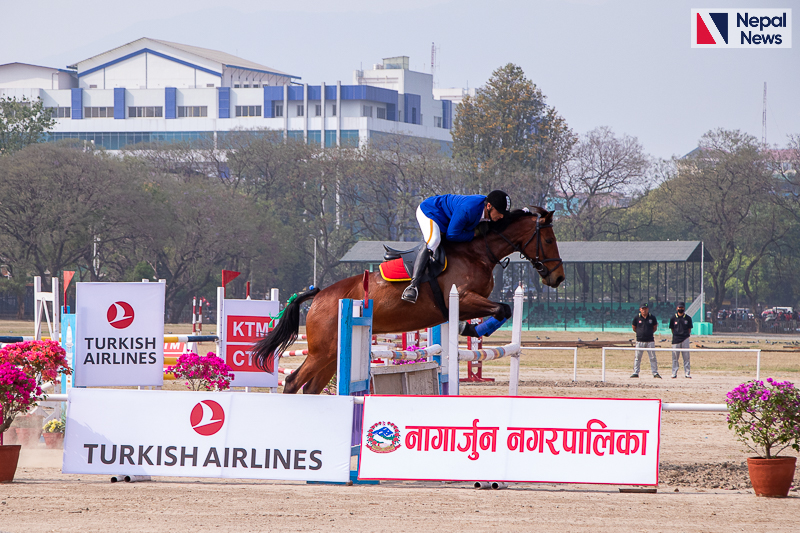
[509,286,523,396]
[448,285,460,396]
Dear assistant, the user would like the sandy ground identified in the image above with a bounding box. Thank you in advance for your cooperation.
[2,325,800,531]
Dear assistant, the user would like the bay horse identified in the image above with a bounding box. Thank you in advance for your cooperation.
[253,207,565,394]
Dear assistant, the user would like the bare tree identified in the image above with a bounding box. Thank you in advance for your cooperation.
[555,127,651,241]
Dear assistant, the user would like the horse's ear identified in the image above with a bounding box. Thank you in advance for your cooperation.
[545,210,555,223]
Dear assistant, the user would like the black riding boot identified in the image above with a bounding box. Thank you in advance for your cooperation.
[401,250,431,303]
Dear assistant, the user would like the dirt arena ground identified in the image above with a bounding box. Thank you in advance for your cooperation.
[2,323,799,532]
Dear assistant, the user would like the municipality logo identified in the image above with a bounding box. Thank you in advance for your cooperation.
[365,421,401,453]
[692,9,792,48]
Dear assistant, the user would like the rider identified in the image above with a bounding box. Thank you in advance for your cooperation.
[401,190,511,304]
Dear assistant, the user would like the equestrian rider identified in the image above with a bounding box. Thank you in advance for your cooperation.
[401,190,511,304]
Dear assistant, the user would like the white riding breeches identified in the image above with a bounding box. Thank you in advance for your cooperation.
[416,205,441,254]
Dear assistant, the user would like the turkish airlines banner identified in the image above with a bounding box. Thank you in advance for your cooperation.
[359,396,661,485]
[63,389,354,483]
[75,282,165,387]
[221,299,280,387]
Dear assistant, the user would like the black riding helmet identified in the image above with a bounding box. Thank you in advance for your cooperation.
[486,190,511,215]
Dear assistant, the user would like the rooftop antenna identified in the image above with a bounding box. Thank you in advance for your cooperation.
[431,42,436,87]
[762,82,767,147]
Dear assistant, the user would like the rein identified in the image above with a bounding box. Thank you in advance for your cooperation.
[484,215,563,277]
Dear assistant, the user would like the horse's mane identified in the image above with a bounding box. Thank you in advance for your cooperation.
[488,206,549,234]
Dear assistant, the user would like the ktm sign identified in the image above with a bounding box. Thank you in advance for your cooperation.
[692,9,792,48]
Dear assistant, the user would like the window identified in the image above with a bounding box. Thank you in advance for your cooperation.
[84,106,114,118]
[411,108,417,124]
[315,104,322,116]
[273,103,283,117]
[234,84,240,88]
[252,84,259,88]
[243,84,250,88]
[47,107,71,118]
[362,105,373,117]
[206,83,215,88]
[89,84,97,89]
[434,116,443,128]
[128,106,163,118]
[177,106,208,118]
[377,107,386,120]
[235,105,262,117]
[331,104,336,117]
[296,105,304,117]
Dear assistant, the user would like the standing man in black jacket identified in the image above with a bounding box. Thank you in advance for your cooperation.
[632,303,661,379]
[669,302,693,379]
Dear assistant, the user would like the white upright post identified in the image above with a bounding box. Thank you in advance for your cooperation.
[510,286,523,396]
[270,288,280,302]
[216,287,225,360]
[700,241,705,323]
[448,285,460,396]
[34,276,42,340]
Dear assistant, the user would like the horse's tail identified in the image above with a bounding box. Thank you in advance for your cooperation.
[253,287,320,371]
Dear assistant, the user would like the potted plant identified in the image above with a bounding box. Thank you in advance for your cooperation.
[0,340,71,482]
[0,362,40,482]
[726,378,800,497]
[42,417,66,449]
[166,352,234,391]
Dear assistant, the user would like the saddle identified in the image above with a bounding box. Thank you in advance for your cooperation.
[379,242,449,319]
[379,242,447,282]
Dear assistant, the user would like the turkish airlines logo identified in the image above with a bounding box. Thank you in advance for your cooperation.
[107,301,135,329]
[190,400,225,436]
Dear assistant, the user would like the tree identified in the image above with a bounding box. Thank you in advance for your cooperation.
[665,129,774,323]
[555,127,651,241]
[451,63,574,206]
[0,142,149,283]
[0,96,55,156]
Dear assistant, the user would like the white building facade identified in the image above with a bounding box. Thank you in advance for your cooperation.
[0,39,454,151]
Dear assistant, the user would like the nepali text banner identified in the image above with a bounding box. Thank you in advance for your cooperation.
[63,389,353,483]
[359,396,660,485]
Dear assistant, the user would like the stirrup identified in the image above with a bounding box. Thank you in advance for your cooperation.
[401,285,418,303]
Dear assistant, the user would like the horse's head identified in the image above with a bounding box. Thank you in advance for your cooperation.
[491,207,565,288]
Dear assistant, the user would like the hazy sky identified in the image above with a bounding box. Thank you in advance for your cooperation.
[2,0,796,159]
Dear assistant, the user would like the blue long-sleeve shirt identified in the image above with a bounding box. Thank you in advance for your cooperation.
[420,194,486,242]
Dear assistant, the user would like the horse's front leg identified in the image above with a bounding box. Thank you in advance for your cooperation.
[457,289,512,322]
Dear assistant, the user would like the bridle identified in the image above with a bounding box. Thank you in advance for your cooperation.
[485,214,563,278]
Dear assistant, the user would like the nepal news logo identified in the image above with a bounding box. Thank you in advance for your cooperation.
[107,301,135,329]
[365,421,401,453]
[190,400,226,436]
[692,9,791,48]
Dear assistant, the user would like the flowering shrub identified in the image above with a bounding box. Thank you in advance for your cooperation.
[0,340,70,437]
[726,378,800,459]
[166,352,234,391]
[0,362,41,434]
[43,419,65,433]
[0,340,71,387]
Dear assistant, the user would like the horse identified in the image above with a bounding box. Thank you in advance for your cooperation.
[253,206,565,394]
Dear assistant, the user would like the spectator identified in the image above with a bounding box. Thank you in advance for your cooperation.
[668,302,693,379]
[631,303,661,379]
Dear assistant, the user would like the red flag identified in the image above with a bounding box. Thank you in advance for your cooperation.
[221,270,241,297]
[62,271,75,313]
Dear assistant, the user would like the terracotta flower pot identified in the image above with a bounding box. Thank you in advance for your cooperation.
[747,457,797,498]
[0,445,22,483]
[2,429,17,446]
[43,432,64,449]
[14,427,41,447]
